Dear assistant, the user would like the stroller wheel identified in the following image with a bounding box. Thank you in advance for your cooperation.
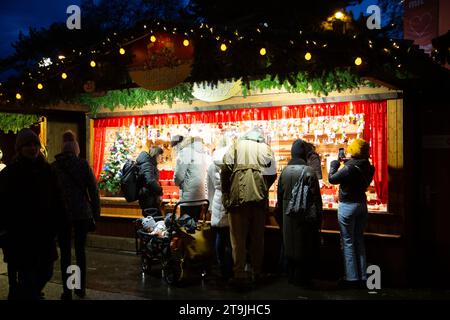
[162,257,183,285]
[141,256,152,275]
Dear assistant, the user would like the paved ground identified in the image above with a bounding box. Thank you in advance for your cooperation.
[1,247,450,300]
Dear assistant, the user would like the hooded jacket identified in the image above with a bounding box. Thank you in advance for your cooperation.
[52,152,100,222]
[276,158,322,260]
[221,128,276,208]
[174,137,211,206]
[328,158,375,203]
[207,146,229,227]
[136,151,163,210]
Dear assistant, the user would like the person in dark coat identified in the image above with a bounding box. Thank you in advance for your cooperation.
[276,139,323,287]
[328,138,375,288]
[304,142,323,181]
[52,130,100,300]
[0,128,62,300]
[136,146,164,217]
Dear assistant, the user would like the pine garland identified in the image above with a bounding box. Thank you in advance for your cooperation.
[79,70,372,115]
[0,113,40,133]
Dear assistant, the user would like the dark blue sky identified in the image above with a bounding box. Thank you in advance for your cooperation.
[0,0,82,58]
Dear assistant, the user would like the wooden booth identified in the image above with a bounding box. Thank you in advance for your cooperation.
[88,83,407,285]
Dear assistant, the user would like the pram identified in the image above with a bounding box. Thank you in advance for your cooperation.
[134,199,211,285]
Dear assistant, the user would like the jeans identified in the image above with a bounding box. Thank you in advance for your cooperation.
[338,202,368,281]
[214,227,233,279]
[58,220,89,295]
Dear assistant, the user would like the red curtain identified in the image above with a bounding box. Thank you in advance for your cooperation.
[93,100,388,203]
[360,100,388,204]
[93,126,106,180]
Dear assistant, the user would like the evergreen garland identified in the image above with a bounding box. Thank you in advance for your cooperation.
[0,113,40,133]
[80,70,372,115]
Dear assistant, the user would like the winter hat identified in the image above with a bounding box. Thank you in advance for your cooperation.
[291,139,307,160]
[15,128,41,152]
[61,130,80,156]
[149,146,163,158]
[170,135,184,148]
[347,138,370,159]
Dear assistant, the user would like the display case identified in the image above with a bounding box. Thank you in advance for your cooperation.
[96,102,387,213]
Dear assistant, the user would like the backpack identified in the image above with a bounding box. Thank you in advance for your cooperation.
[120,160,139,202]
[285,166,318,223]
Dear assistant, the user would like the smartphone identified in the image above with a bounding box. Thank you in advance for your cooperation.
[338,148,345,160]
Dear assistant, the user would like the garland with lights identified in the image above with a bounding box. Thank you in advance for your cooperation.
[0,13,448,112]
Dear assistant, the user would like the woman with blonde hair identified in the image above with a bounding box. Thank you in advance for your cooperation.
[328,139,375,288]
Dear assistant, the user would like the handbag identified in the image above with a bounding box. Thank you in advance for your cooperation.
[182,205,214,262]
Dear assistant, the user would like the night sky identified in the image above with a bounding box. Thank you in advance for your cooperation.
[0,0,376,80]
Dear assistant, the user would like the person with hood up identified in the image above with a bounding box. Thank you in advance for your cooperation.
[0,128,62,300]
[136,146,164,217]
[207,138,233,280]
[221,126,276,286]
[328,138,375,288]
[52,130,100,300]
[172,135,211,221]
[276,139,322,287]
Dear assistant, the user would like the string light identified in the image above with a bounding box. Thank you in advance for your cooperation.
[119,48,125,55]
[150,35,156,43]
[334,11,345,20]
[37,83,44,90]
[354,57,363,66]
[16,93,22,100]
[220,43,227,51]
[58,55,66,60]
[259,48,267,56]
[61,73,68,79]
[90,60,96,67]
[183,39,190,47]
[304,52,312,61]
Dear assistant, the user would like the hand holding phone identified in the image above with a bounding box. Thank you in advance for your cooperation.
[338,148,346,161]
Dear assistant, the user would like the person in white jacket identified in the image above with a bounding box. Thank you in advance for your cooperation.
[207,139,233,280]
[172,135,211,221]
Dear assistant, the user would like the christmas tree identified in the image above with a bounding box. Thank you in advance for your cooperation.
[98,130,136,195]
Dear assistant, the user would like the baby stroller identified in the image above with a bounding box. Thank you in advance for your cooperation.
[134,200,211,285]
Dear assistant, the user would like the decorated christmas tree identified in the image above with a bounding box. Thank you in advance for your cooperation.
[98,130,136,195]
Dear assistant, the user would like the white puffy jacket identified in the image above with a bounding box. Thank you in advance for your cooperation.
[174,137,211,207]
[207,146,229,227]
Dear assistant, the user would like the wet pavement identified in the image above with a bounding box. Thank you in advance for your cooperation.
[1,247,450,300]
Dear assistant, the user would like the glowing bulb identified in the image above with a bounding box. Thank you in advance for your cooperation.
[119,48,125,55]
[220,43,227,51]
[16,93,22,100]
[183,39,190,47]
[90,60,96,67]
[304,52,312,61]
[334,11,345,20]
[260,48,267,56]
[150,35,156,43]
[61,73,68,79]
[354,57,362,66]
[37,83,43,90]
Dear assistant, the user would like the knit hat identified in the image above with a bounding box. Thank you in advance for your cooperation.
[170,135,184,148]
[15,128,41,152]
[61,130,80,156]
[291,139,307,160]
[347,138,370,159]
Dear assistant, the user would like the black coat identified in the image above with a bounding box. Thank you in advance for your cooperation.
[276,158,322,261]
[52,153,101,223]
[0,154,62,267]
[136,151,163,210]
[328,158,375,203]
